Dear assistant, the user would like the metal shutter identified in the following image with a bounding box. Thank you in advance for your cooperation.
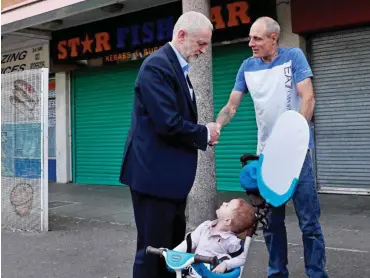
[71,61,142,185]
[310,26,370,190]
[213,43,257,192]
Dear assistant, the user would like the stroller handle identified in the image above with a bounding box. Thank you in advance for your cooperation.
[240,153,259,166]
[146,246,218,266]
[146,246,165,256]
[194,254,219,266]
[240,154,259,162]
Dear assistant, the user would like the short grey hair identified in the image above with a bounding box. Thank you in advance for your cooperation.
[255,16,281,38]
[173,11,213,38]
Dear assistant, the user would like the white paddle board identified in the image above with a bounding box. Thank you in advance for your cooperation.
[257,110,310,207]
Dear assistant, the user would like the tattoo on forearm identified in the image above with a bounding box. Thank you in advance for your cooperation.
[217,107,235,126]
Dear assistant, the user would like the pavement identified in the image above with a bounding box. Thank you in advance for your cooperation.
[2,182,370,278]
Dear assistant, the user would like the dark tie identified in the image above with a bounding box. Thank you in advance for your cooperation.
[185,74,196,106]
[185,74,193,90]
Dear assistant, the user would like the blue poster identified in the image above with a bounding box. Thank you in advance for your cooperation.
[1,123,42,179]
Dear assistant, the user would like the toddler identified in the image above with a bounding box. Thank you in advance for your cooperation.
[174,198,256,274]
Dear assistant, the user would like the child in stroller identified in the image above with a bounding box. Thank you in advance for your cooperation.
[175,198,256,275]
[147,198,256,278]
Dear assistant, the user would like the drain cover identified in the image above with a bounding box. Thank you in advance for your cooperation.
[49,201,75,208]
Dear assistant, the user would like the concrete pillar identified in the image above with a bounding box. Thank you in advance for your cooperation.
[55,72,72,183]
[276,0,302,48]
[182,0,218,230]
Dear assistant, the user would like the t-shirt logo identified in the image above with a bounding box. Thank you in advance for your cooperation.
[284,65,293,110]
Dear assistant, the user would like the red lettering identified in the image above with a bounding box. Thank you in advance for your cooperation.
[210,6,226,29]
[57,41,67,59]
[227,1,250,27]
[95,32,111,52]
[68,38,80,57]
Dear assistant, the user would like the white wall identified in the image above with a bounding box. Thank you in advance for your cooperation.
[55,72,72,183]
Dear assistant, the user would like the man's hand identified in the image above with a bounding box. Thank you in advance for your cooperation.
[212,261,227,273]
[206,122,221,146]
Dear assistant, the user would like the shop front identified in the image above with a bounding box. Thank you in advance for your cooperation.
[50,0,276,191]
[292,0,370,193]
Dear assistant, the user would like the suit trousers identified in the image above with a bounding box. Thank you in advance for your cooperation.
[130,188,187,278]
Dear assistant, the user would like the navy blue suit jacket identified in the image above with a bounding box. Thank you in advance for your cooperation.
[119,43,208,200]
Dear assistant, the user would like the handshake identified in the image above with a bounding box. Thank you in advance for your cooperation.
[206,122,222,146]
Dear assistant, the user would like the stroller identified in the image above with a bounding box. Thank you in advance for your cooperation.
[147,111,310,278]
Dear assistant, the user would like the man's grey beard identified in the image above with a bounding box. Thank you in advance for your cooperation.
[188,56,199,64]
[182,44,198,64]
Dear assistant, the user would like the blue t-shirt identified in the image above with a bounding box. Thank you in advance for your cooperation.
[233,47,314,153]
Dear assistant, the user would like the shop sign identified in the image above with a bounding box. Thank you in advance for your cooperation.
[51,0,276,64]
[1,43,49,74]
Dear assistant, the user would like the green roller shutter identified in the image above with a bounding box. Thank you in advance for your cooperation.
[213,43,257,192]
[71,61,142,185]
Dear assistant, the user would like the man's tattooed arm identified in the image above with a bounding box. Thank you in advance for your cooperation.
[216,106,236,127]
[216,91,244,128]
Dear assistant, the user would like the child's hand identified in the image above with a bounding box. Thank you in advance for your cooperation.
[212,261,227,273]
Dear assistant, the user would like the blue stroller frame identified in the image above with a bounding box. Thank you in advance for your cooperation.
[146,245,242,278]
